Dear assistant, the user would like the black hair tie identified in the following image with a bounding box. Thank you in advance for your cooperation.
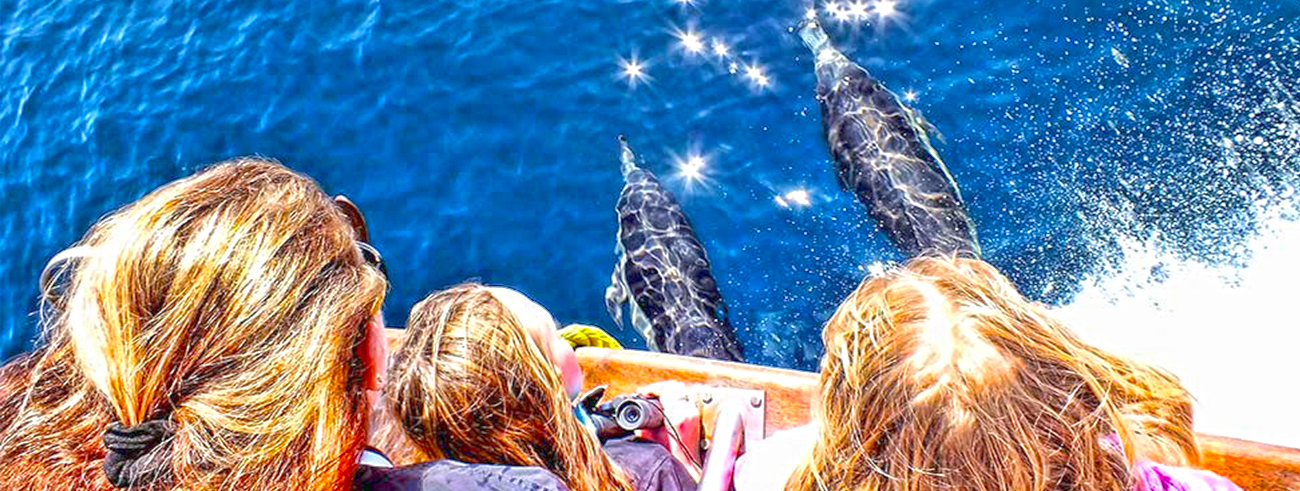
[102,419,174,488]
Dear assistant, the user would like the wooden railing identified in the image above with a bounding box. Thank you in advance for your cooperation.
[384,329,1300,489]
[576,348,1300,491]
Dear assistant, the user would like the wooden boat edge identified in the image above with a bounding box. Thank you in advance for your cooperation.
[574,347,1300,490]
[384,329,1300,489]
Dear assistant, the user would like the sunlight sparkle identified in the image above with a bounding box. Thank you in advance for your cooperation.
[679,154,707,181]
[874,0,899,18]
[712,40,731,57]
[847,1,870,20]
[776,188,812,208]
[828,2,852,22]
[680,31,705,54]
[745,63,771,88]
[617,55,650,88]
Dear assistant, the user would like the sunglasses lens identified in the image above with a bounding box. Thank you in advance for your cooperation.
[334,196,386,277]
[358,242,387,277]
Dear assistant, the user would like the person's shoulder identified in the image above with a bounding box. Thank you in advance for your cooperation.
[355,460,571,491]
[603,439,697,491]
[602,438,674,466]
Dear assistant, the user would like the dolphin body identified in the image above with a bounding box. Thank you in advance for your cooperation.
[798,19,981,257]
[604,136,745,362]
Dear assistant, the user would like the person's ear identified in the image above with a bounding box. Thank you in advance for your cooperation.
[551,336,584,399]
[359,312,388,392]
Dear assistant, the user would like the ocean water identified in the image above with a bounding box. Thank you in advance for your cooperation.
[2,1,1298,445]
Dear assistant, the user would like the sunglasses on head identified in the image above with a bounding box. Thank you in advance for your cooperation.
[333,195,387,278]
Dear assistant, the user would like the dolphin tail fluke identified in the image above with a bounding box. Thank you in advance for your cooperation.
[618,134,639,178]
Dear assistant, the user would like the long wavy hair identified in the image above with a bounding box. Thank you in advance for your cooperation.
[0,159,387,491]
[788,256,1197,491]
[382,284,633,491]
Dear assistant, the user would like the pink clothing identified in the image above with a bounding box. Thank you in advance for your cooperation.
[1135,461,1242,491]
[732,425,1242,491]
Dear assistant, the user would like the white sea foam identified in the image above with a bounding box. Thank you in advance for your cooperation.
[1054,201,1300,448]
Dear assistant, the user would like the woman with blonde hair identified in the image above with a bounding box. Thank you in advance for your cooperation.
[735,256,1240,491]
[380,284,697,491]
[0,160,566,491]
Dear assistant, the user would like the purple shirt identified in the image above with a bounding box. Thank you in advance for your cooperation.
[355,460,570,491]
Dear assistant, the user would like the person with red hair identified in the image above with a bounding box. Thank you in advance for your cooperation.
[736,256,1240,491]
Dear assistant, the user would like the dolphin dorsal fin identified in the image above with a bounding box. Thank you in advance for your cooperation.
[618,134,640,177]
[905,105,946,144]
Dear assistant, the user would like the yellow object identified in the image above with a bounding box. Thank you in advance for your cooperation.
[559,324,623,349]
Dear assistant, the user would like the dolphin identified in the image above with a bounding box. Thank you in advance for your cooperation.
[604,135,745,362]
[798,19,981,257]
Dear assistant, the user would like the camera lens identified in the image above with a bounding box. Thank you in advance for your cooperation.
[623,406,642,424]
[615,399,664,431]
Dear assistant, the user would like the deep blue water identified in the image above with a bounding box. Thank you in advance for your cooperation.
[2,0,1298,370]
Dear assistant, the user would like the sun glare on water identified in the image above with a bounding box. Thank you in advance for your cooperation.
[775,188,813,209]
[681,32,705,54]
[667,145,722,194]
[874,0,899,17]
[679,154,707,181]
[744,63,771,88]
[824,0,904,26]
[712,39,730,57]
[617,55,650,88]
[671,25,707,55]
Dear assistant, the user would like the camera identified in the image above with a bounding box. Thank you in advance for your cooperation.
[612,397,665,431]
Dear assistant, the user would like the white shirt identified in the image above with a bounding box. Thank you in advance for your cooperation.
[733,424,819,491]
